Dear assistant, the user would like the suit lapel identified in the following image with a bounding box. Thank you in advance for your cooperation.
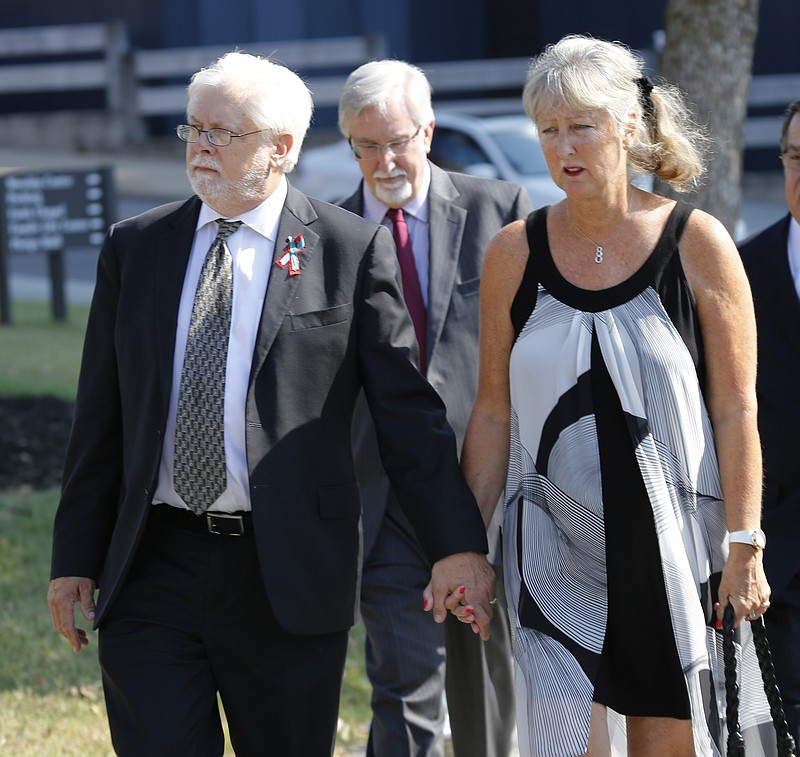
[250,184,320,382]
[426,165,467,363]
[156,197,202,411]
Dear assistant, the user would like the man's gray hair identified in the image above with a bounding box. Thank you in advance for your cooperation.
[338,59,434,138]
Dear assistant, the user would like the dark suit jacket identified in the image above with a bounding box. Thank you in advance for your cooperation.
[50,183,488,636]
[740,214,800,596]
[341,163,532,560]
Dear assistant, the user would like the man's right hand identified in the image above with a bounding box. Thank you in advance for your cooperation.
[47,576,97,652]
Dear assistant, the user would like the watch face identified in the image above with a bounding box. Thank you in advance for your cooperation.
[752,529,767,548]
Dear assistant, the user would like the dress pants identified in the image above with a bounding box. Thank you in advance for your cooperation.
[361,501,448,757]
[98,508,348,757]
[361,498,515,757]
[445,563,515,757]
[766,569,800,746]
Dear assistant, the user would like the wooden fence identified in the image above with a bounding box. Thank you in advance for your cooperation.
[0,21,796,152]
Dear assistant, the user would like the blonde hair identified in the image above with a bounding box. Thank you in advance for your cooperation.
[523,35,709,192]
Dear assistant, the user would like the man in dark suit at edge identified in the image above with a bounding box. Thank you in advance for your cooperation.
[46,51,495,757]
[739,99,800,746]
[338,60,530,757]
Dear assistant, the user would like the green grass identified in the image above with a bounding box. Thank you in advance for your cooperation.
[0,489,371,754]
[0,300,372,754]
[0,301,88,399]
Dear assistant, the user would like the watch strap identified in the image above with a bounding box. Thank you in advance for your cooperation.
[728,528,766,550]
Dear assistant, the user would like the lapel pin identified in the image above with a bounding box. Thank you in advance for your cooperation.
[275,234,305,276]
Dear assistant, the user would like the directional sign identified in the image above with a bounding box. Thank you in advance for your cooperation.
[0,167,114,255]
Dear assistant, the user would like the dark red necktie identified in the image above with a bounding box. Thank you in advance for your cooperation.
[387,207,427,374]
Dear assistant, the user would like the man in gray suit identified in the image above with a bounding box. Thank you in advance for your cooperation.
[338,60,532,757]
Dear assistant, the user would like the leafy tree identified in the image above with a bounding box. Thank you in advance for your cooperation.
[658,0,761,233]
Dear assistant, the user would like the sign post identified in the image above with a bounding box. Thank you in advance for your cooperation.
[0,167,114,323]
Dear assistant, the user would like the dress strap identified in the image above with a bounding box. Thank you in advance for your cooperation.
[511,207,549,340]
[649,201,694,278]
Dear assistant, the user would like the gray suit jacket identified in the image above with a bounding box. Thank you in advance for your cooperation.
[51,184,489,636]
[340,163,532,561]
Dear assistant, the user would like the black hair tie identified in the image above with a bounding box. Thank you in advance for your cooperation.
[636,75,655,127]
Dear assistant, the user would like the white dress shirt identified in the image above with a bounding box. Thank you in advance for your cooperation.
[361,164,432,307]
[155,178,288,512]
[788,214,800,301]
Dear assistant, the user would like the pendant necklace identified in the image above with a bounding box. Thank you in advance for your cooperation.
[567,202,629,264]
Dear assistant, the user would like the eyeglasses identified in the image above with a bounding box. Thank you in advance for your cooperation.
[349,126,422,161]
[780,152,800,171]
[176,124,268,147]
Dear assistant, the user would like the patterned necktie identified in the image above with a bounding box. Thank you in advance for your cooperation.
[174,218,242,514]
[387,207,427,374]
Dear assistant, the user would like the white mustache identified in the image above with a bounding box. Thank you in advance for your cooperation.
[190,159,221,171]
[373,168,407,180]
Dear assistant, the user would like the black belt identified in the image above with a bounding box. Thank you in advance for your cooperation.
[151,503,252,536]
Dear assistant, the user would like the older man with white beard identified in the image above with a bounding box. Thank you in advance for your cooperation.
[47,51,497,757]
[337,60,532,757]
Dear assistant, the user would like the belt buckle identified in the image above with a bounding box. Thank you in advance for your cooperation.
[206,512,245,536]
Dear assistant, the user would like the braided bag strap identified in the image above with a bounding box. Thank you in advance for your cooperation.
[723,604,797,756]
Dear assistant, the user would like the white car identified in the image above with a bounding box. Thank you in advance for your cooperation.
[292,111,563,207]
[429,112,563,207]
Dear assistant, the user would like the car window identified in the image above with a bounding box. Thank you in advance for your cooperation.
[429,127,489,172]
[490,128,550,176]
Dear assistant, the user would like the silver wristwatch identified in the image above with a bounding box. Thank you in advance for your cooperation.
[728,528,766,550]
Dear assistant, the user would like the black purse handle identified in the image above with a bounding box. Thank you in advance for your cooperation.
[722,603,797,756]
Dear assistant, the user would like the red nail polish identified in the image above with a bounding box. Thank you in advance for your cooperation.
[458,586,466,596]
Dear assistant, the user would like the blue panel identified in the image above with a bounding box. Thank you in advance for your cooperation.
[411,0,488,61]
[252,0,306,41]
[537,2,666,53]
[196,0,251,45]
[754,0,800,74]
[307,0,356,37]
[358,1,411,60]
[160,0,201,48]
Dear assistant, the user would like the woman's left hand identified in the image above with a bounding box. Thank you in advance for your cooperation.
[716,543,771,626]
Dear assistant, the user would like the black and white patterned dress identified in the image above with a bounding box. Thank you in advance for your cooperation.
[504,204,772,756]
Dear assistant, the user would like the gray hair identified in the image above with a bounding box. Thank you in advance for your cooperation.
[523,35,708,192]
[780,100,800,154]
[186,51,313,173]
[338,59,434,138]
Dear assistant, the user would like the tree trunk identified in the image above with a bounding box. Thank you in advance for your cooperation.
[658,0,760,235]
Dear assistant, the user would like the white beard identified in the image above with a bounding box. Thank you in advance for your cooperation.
[372,169,414,207]
[188,150,273,211]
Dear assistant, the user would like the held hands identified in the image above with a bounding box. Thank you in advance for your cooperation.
[423,552,496,640]
[714,543,771,628]
[47,576,97,652]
